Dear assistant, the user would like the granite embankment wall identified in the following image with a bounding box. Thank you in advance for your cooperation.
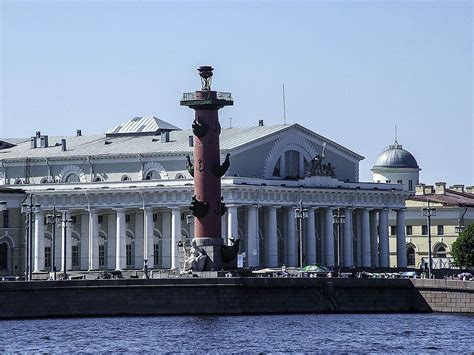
[0,278,471,319]
[411,279,474,313]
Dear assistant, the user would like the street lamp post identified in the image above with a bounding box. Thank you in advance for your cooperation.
[46,207,62,280]
[294,200,308,268]
[333,208,346,269]
[21,195,41,281]
[60,211,75,280]
[422,199,436,278]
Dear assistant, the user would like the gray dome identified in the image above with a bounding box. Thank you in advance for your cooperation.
[374,142,419,169]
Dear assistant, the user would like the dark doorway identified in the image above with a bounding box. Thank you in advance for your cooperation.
[0,242,8,270]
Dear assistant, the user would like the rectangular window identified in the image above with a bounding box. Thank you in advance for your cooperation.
[125,214,131,223]
[71,216,77,225]
[437,225,444,235]
[386,180,391,184]
[397,180,402,184]
[409,180,413,191]
[406,225,412,236]
[153,213,157,222]
[422,225,428,235]
[126,244,132,266]
[44,246,51,268]
[71,245,79,267]
[154,244,160,266]
[98,215,104,224]
[390,226,396,235]
[2,210,8,228]
[99,245,105,267]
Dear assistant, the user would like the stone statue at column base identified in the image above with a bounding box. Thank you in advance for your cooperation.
[183,240,213,272]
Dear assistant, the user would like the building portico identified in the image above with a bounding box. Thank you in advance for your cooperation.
[20,175,408,274]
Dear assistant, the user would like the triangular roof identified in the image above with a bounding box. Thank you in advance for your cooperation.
[105,116,181,136]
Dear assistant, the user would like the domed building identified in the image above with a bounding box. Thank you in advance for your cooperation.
[372,140,420,192]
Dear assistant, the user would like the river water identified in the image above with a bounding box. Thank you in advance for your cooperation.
[1,313,472,353]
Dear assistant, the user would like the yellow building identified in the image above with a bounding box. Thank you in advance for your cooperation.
[389,183,474,268]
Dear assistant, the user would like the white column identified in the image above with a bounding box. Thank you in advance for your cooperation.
[246,205,258,268]
[369,210,378,268]
[361,209,371,267]
[80,213,88,270]
[379,209,389,267]
[355,210,362,267]
[343,208,353,267]
[144,209,154,268]
[88,210,99,270]
[396,209,407,268]
[162,210,171,268]
[221,211,228,245]
[227,205,238,244]
[171,207,181,269]
[33,211,44,272]
[107,213,116,270]
[61,212,72,272]
[324,207,334,267]
[134,212,144,268]
[306,207,316,265]
[115,209,126,271]
[319,210,325,265]
[286,207,297,267]
[264,206,278,267]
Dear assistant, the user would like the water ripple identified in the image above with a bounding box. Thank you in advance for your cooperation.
[0,313,472,353]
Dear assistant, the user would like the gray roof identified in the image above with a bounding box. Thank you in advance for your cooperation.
[373,142,419,169]
[105,116,181,136]
[0,123,363,161]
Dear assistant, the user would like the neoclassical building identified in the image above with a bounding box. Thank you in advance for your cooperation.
[0,117,410,276]
[372,139,474,268]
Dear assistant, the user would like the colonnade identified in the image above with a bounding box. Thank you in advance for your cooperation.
[31,204,407,273]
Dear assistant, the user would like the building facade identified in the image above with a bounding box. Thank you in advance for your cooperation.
[371,139,474,268]
[0,117,409,276]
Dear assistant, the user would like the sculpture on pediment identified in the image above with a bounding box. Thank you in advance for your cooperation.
[306,143,336,178]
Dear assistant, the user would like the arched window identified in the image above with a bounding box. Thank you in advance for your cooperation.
[64,173,80,183]
[14,179,23,185]
[406,246,416,266]
[40,177,49,184]
[285,150,300,179]
[153,230,163,268]
[98,232,108,268]
[126,231,135,267]
[434,244,447,258]
[93,176,103,182]
[121,175,131,181]
[273,157,281,177]
[71,232,81,269]
[175,173,185,180]
[145,170,160,180]
[0,242,8,270]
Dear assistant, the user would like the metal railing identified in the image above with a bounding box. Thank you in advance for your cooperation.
[181,92,233,101]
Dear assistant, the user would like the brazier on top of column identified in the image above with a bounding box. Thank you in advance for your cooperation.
[180,66,234,270]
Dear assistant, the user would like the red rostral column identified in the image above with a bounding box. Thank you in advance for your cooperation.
[180,66,233,270]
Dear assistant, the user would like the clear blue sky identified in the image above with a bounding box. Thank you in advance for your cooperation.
[1,0,472,186]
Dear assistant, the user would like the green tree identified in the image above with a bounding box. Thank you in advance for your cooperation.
[451,224,474,268]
